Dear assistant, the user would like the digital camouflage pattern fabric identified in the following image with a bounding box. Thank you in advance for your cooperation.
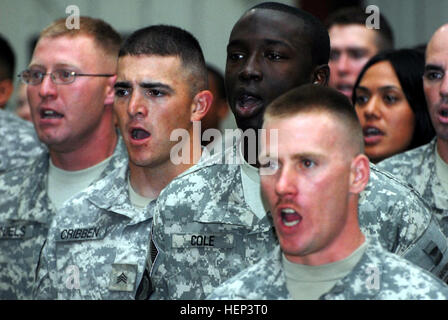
[34,164,153,300]
[0,135,127,299]
[150,137,448,300]
[150,141,277,300]
[0,109,46,173]
[378,138,448,236]
[208,238,448,300]
[360,163,448,281]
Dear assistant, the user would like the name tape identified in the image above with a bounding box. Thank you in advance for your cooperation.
[172,233,235,249]
[57,227,105,242]
[0,224,32,239]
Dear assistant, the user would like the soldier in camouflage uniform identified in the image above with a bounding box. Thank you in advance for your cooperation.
[150,135,277,299]
[208,241,448,300]
[378,25,448,236]
[0,36,45,173]
[0,139,126,300]
[150,3,448,300]
[34,25,213,300]
[34,164,155,300]
[209,84,448,300]
[0,109,46,173]
[0,17,126,299]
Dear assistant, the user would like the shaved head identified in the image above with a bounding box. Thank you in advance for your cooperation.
[264,84,364,156]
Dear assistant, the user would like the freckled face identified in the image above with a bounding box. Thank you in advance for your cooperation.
[260,113,355,264]
[27,35,115,151]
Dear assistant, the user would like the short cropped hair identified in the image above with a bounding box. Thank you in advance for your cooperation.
[38,16,121,58]
[119,25,207,96]
[0,35,15,80]
[325,6,394,52]
[250,2,330,66]
[352,49,435,150]
[264,84,364,154]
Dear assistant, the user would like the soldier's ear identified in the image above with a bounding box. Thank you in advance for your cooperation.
[311,64,329,86]
[191,90,213,122]
[349,154,370,194]
[0,79,14,108]
[104,75,117,106]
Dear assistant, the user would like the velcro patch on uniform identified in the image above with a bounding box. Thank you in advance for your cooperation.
[172,233,235,249]
[108,264,137,292]
[57,227,106,242]
[0,223,32,239]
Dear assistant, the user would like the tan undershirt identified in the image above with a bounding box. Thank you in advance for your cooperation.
[283,240,367,300]
[127,174,155,209]
[239,140,270,220]
[48,156,112,209]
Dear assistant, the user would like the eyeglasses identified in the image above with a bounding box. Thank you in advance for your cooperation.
[18,69,114,85]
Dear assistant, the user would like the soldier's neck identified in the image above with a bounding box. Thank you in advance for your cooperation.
[49,131,117,171]
[128,137,202,199]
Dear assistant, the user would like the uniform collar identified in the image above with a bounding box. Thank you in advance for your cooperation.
[430,139,448,210]
[14,151,53,224]
[320,237,380,300]
[87,165,154,224]
[191,153,271,232]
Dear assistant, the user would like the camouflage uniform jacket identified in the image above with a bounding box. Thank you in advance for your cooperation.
[150,142,277,300]
[208,238,448,300]
[150,137,448,300]
[34,164,154,300]
[360,163,448,281]
[0,135,127,299]
[378,138,448,235]
[0,109,46,173]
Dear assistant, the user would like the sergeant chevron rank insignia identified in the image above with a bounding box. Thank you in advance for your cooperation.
[108,264,138,292]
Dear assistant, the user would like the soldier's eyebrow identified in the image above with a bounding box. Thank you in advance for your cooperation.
[355,86,370,93]
[139,81,174,94]
[425,64,444,72]
[291,152,322,161]
[114,81,131,89]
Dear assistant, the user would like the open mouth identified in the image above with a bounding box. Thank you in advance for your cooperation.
[235,93,263,117]
[363,126,384,137]
[280,207,302,227]
[363,126,384,145]
[336,84,353,97]
[41,109,63,119]
[131,128,151,140]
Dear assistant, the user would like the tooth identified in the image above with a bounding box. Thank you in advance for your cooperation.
[282,208,296,214]
[284,220,300,227]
